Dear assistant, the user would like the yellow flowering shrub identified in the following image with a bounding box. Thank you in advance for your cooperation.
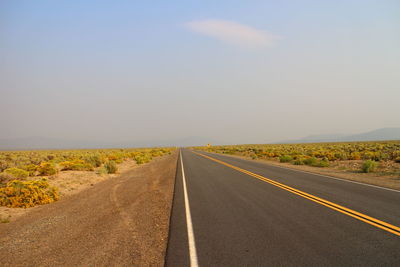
[133,153,152,165]
[0,147,175,178]
[104,160,118,173]
[22,164,39,176]
[195,141,400,168]
[0,178,59,208]
[60,160,94,171]
[38,162,58,176]
[4,168,29,179]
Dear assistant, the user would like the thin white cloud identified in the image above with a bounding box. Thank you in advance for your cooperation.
[185,19,280,48]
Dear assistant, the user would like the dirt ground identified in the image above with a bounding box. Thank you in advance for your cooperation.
[0,151,178,266]
[211,153,400,191]
[0,159,139,223]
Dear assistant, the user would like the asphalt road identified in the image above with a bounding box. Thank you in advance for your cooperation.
[166,149,400,266]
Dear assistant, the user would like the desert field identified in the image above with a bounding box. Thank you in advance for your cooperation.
[0,147,174,222]
[194,141,400,190]
[0,150,178,266]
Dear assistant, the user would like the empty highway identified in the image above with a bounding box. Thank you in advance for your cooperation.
[166,149,400,266]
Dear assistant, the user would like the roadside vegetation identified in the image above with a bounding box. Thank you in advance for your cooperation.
[0,148,174,208]
[195,141,400,178]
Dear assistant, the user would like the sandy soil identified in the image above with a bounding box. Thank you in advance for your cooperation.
[0,151,178,266]
[0,158,145,223]
[53,158,138,197]
[0,159,140,223]
[210,153,400,191]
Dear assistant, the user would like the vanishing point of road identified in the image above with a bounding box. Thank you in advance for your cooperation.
[166,149,400,266]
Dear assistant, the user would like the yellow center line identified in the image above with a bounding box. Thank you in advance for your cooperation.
[192,151,400,237]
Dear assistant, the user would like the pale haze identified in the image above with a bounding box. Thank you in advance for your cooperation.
[1,1,399,147]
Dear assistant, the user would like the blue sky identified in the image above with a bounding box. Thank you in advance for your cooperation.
[1,1,399,145]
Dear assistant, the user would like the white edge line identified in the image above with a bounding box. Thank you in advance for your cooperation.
[201,151,400,193]
[180,150,199,267]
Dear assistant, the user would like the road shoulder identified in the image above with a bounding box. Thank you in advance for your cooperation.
[0,151,179,266]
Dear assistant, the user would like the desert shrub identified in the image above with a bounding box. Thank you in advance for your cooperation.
[60,160,94,171]
[349,152,361,160]
[293,158,305,165]
[107,153,124,164]
[334,152,347,160]
[151,150,163,157]
[279,155,293,163]
[314,159,330,167]
[392,151,400,161]
[22,164,39,176]
[0,148,175,180]
[38,162,58,176]
[104,160,117,174]
[375,152,389,161]
[362,151,375,160]
[96,166,108,175]
[0,178,59,208]
[107,154,118,161]
[303,157,318,166]
[0,160,11,172]
[193,142,400,174]
[4,168,29,179]
[324,152,336,161]
[361,160,378,173]
[85,154,103,167]
[134,153,152,165]
[0,172,15,185]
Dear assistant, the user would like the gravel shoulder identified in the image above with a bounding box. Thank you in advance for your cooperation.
[0,151,178,266]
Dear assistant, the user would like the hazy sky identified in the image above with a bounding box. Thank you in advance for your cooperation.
[1,0,399,145]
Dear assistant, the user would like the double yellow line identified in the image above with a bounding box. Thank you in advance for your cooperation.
[193,151,400,237]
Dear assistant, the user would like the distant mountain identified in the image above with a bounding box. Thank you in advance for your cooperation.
[341,128,400,142]
[0,136,217,150]
[278,128,400,144]
[292,133,348,143]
